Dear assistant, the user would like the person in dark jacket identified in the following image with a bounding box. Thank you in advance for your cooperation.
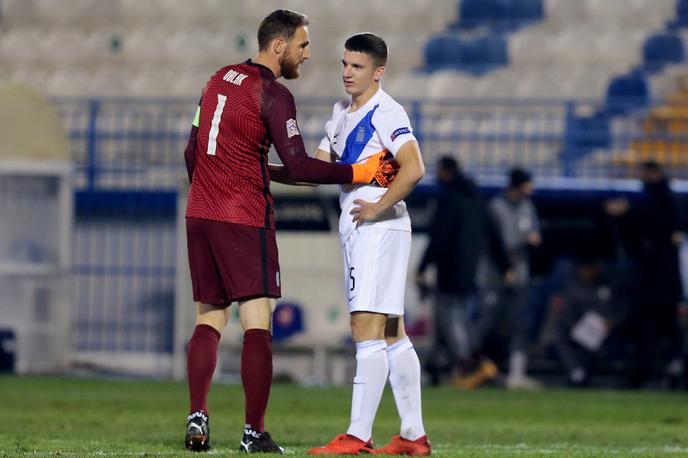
[606,160,685,387]
[416,156,508,385]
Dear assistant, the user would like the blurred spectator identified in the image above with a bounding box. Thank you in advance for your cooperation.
[605,161,685,387]
[417,157,508,386]
[551,258,625,387]
[475,167,542,390]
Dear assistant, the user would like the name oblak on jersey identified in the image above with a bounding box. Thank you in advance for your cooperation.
[222,69,248,86]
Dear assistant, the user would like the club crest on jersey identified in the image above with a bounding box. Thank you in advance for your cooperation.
[391,127,411,141]
[355,126,367,143]
[286,119,300,138]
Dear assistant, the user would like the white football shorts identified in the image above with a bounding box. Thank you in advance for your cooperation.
[342,226,411,315]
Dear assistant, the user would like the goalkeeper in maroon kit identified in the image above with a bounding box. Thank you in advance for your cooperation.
[182,9,394,455]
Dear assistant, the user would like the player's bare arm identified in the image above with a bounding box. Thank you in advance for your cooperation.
[350,140,424,226]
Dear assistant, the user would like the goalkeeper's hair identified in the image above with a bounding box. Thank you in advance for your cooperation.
[345,33,388,67]
[258,10,309,51]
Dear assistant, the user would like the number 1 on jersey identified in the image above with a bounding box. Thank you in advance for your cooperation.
[207,94,227,156]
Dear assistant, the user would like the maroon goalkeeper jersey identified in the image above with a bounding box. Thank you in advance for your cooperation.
[185,60,353,229]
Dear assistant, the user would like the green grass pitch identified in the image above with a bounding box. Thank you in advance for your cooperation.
[1,376,687,457]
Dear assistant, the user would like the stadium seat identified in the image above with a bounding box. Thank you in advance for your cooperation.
[423,34,464,72]
[0,27,43,63]
[568,67,622,99]
[562,111,611,167]
[594,31,644,64]
[606,71,649,115]
[119,26,168,63]
[424,31,508,75]
[506,0,544,23]
[586,0,675,22]
[39,28,94,64]
[642,33,684,73]
[457,0,543,29]
[471,33,508,72]
[33,0,121,25]
[118,0,168,23]
[457,33,508,74]
[0,0,38,25]
[381,33,428,72]
[44,66,97,96]
[544,0,587,24]
[648,70,683,97]
[508,25,563,63]
[165,29,219,63]
[168,67,212,98]
[425,71,477,98]
[385,72,432,99]
[456,0,504,28]
[676,0,688,27]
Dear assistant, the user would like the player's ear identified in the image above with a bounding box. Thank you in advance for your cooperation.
[373,66,385,82]
[273,37,285,55]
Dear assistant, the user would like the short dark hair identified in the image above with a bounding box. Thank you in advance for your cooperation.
[438,156,459,174]
[257,9,309,51]
[509,167,532,188]
[640,160,662,173]
[344,33,388,67]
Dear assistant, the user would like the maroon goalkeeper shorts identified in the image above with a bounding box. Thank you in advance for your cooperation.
[186,218,281,306]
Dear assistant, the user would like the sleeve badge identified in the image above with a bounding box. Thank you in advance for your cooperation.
[286,118,300,138]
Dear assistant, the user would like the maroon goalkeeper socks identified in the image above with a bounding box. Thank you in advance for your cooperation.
[241,328,273,431]
[187,324,221,414]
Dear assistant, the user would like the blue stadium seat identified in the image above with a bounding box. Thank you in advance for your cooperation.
[506,0,544,22]
[605,71,649,115]
[456,0,543,29]
[423,34,464,71]
[423,32,507,74]
[561,111,610,171]
[457,0,504,28]
[642,32,684,72]
[464,34,508,74]
[675,0,688,27]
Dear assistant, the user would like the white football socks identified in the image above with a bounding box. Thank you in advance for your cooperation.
[346,339,389,442]
[387,336,426,440]
[508,350,527,379]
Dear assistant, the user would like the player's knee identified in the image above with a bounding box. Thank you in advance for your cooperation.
[238,297,272,330]
[350,313,385,342]
[195,302,230,332]
[195,315,226,333]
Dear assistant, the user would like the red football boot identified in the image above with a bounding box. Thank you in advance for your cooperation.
[374,435,431,456]
[308,434,374,455]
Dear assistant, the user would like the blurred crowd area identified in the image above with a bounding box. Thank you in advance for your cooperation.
[418,159,688,391]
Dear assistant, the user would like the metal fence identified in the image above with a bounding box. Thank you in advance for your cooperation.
[54,96,688,371]
[56,96,688,189]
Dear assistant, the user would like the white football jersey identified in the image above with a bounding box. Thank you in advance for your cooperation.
[318,88,417,240]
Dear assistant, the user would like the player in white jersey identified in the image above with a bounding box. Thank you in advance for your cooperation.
[306,33,431,456]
